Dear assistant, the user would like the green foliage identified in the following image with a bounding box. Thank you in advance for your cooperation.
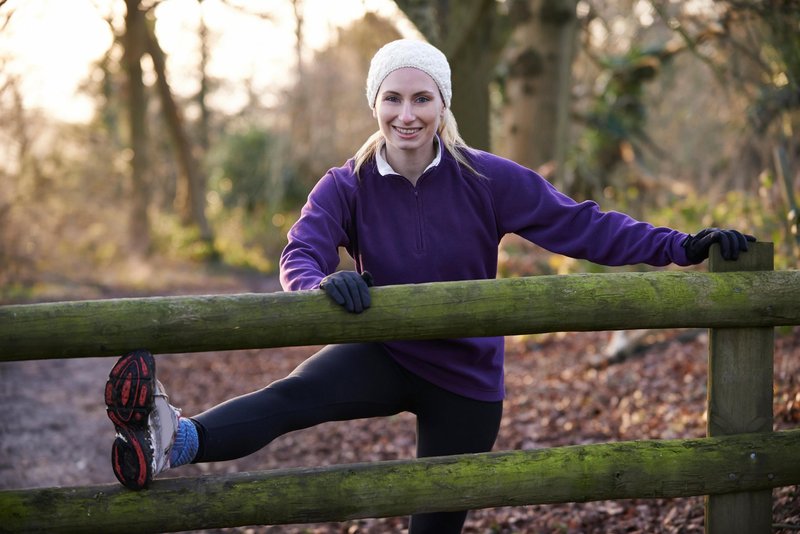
[209,205,298,273]
[195,126,309,273]
[570,46,669,200]
[208,127,280,212]
[0,283,36,304]
[150,203,298,274]
[151,213,217,262]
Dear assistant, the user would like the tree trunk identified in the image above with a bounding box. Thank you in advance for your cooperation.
[196,0,211,153]
[9,81,44,190]
[3,429,799,533]
[143,14,214,248]
[288,0,311,195]
[443,0,497,150]
[123,0,151,255]
[499,0,577,177]
[395,0,501,150]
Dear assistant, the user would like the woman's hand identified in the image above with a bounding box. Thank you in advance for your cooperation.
[320,271,374,313]
[682,228,756,263]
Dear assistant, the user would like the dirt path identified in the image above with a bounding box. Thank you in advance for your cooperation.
[1,267,284,491]
[0,355,120,489]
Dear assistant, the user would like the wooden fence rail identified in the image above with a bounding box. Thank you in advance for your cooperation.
[1,258,798,362]
[0,243,798,534]
[1,429,799,534]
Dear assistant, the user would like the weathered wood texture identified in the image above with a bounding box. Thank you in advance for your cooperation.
[706,243,774,533]
[2,245,798,362]
[1,429,798,534]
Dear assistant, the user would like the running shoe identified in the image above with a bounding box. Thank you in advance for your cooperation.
[105,349,179,490]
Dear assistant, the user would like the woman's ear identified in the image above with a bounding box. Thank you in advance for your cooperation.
[372,106,377,119]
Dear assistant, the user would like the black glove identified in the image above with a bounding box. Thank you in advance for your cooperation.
[682,228,756,263]
[320,271,374,313]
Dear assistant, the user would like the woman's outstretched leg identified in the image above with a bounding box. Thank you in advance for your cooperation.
[106,344,411,488]
[192,342,412,461]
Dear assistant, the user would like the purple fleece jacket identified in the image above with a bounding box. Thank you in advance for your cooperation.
[280,147,692,401]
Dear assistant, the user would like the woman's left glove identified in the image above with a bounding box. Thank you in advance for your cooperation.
[682,228,756,263]
[320,271,374,313]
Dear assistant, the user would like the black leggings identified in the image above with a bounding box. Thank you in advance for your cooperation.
[191,342,503,534]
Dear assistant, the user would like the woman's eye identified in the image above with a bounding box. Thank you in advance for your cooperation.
[416,96,431,103]
[384,95,400,103]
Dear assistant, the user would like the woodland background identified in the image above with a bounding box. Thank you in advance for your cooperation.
[1,0,799,291]
[1,1,799,533]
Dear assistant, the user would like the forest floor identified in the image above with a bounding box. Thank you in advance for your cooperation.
[1,260,798,533]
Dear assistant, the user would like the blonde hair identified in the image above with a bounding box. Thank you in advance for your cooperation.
[353,108,482,179]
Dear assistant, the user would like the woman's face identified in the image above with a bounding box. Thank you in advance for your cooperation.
[374,67,444,159]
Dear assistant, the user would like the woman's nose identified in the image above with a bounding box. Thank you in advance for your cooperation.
[399,102,415,122]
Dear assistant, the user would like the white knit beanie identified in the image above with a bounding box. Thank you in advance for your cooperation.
[366,39,452,110]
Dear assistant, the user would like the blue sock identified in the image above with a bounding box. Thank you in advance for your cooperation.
[170,418,199,468]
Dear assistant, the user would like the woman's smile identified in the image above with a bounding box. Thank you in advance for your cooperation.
[393,125,423,138]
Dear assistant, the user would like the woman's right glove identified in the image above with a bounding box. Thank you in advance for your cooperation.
[682,228,756,263]
[319,270,374,313]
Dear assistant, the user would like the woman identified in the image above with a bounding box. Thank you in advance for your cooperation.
[105,39,754,533]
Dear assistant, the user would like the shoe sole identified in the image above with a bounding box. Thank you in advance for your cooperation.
[105,349,156,490]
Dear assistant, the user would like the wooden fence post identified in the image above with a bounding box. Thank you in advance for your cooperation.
[706,242,774,533]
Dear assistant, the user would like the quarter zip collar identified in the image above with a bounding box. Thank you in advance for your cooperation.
[375,135,442,178]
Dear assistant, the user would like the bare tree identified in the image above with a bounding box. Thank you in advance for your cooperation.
[123,0,151,255]
[288,0,311,186]
[143,11,215,251]
[196,0,211,152]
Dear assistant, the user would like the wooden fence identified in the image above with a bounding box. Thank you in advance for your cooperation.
[0,242,798,533]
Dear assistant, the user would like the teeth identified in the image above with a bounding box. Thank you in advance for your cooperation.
[396,127,418,134]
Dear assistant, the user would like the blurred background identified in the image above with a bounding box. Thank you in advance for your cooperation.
[1,0,798,301]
